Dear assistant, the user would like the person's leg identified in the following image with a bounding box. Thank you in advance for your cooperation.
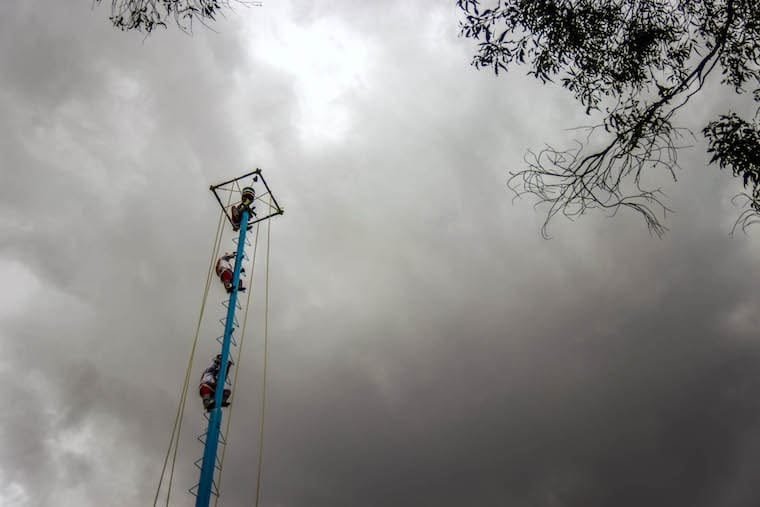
[200,384,215,410]
[231,206,241,231]
[222,389,231,407]
[220,269,234,292]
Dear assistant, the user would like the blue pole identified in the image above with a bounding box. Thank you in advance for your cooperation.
[196,208,249,507]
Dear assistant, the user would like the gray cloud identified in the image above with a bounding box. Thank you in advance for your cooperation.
[1,1,760,506]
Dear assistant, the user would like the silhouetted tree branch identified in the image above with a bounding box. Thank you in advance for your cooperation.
[95,0,254,33]
[459,0,760,236]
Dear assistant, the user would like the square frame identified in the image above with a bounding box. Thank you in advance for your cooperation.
[210,168,284,228]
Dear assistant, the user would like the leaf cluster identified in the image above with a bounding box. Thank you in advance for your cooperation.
[96,0,234,33]
[704,111,760,230]
[459,0,690,112]
[458,0,760,235]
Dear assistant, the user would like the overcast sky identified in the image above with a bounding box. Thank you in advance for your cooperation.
[1,1,760,506]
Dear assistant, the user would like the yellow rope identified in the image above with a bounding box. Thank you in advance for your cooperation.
[166,216,226,505]
[154,205,226,506]
[214,221,261,507]
[254,210,272,507]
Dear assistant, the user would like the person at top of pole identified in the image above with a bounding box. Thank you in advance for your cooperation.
[199,354,234,411]
[215,252,246,294]
[230,186,256,232]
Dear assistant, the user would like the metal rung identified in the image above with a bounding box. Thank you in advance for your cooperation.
[216,334,234,346]
[232,236,252,247]
[216,335,237,347]
[222,299,243,310]
[219,316,240,328]
[188,482,219,498]
[196,430,228,447]
[193,456,223,472]
[215,334,238,347]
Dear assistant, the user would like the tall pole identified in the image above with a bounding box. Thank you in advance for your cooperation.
[196,208,249,507]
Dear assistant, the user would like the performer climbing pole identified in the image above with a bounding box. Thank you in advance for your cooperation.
[152,169,283,507]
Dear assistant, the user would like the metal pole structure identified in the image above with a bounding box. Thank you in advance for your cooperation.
[195,208,250,507]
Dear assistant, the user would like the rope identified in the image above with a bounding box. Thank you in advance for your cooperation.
[154,205,226,506]
[166,213,227,505]
[254,209,272,507]
[214,221,262,507]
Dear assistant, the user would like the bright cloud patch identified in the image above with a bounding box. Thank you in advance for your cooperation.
[248,8,370,145]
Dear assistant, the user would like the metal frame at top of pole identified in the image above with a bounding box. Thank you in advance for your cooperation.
[209,169,284,229]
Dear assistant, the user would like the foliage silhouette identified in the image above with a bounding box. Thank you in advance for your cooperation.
[96,0,253,34]
[458,0,760,235]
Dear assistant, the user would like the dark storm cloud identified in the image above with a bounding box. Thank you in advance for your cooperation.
[2,1,760,506]
[243,213,760,507]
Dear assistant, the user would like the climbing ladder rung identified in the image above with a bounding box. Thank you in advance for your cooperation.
[197,426,228,445]
[222,299,243,310]
[232,236,252,247]
[219,316,240,328]
[198,429,228,442]
[189,481,219,498]
[215,334,238,347]
[194,455,223,472]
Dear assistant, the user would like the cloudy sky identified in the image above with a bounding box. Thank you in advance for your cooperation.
[1,1,760,506]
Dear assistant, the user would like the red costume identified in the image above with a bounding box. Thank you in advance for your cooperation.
[199,355,233,411]
[215,253,245,293]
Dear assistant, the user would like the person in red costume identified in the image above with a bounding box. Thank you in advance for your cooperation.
[199,354,234,411]
[215,252,246,294]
